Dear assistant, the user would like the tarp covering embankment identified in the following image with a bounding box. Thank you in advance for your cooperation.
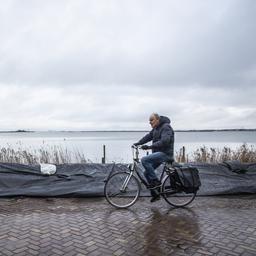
[0,161,255,197]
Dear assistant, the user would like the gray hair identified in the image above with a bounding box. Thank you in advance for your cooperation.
[151,113,160,120]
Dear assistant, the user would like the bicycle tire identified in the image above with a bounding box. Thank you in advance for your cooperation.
[104,172,141,209]
[161,174,197,207]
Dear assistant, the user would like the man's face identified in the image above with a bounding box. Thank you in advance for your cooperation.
[149,115,160,128]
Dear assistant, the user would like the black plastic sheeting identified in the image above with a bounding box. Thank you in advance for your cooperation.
[0,161,255,197]
[188,161,256,195]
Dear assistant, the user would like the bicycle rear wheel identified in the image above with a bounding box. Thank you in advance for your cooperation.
[161,175,197,207]
[104,172,141,208]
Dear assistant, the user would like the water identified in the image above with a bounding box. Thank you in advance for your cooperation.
[0,131,255,163]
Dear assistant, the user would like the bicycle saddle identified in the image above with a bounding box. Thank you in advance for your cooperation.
[165,160,183,168]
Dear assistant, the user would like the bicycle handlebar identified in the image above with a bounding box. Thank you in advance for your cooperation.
[131,145,140,161]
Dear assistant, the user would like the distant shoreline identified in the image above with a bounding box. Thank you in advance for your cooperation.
[175,129,256,132]
[0,129,256,133]
[0,130,35,133]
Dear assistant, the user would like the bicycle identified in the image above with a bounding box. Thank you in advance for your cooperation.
[104,145,197,209]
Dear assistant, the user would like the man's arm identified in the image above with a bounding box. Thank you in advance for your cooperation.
[135,130,153,145]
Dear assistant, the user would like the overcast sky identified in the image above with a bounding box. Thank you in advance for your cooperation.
[0,0,255,131]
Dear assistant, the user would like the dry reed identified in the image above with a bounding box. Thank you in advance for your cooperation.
[181,143,256,163]
[0,145,87,164]
[0,143,255,164]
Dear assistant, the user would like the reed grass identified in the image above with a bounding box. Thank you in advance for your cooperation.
[175,143,256,163]
[0,143,255,164]
[0,145,87,164]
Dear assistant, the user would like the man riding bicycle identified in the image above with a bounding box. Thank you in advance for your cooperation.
[134,113,174,202]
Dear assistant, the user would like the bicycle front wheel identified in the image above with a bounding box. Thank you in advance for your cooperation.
[161,175,197,207]
[104,172,141,209]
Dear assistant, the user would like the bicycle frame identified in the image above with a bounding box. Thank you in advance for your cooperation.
[130,146,148,187]
[131,145,169,188]
[104,145,197,208]
[120,171,134,192]
[107,145,176,193]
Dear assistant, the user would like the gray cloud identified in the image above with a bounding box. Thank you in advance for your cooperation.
[1,0,255,87]
[0,0,255,130]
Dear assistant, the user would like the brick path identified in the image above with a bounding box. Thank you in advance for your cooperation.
[0,195,255,256]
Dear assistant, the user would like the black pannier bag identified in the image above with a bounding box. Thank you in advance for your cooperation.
[175,166,201,193]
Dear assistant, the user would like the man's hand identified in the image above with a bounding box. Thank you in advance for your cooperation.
[132,143,139,148]
[141,145,150,150]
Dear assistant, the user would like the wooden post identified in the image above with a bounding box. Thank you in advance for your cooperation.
[181,146,186,162]
[102,145,106,164]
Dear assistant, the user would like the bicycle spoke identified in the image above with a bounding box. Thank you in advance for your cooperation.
[161,174,197,207]
[104,172,141,208]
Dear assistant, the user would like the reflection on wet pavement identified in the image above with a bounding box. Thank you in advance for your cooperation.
[143,207,201,255]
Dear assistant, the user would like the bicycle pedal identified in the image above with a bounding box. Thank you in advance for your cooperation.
[147,182,161,190]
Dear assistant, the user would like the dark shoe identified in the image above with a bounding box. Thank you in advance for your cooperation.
[150,195,160,203]
[147,180,161,190]
[150,189,159,197]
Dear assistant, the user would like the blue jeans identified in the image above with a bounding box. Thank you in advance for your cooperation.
[141,152,170,185]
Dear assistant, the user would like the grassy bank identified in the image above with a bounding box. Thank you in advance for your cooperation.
[0,143,255,164]
[176,143,256,163]
[0,145,87,165]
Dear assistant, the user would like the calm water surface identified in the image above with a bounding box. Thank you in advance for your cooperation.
[0,131,255,163]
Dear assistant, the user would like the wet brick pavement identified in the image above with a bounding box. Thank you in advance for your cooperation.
[0,195,256,256]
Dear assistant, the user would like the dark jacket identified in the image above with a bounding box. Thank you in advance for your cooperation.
[137,116,174,159]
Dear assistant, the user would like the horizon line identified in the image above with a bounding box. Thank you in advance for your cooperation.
[0,128,256,133]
